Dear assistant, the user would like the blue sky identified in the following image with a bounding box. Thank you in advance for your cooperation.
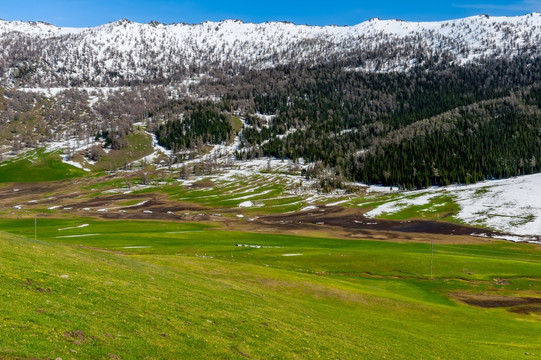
[1,0,540,27]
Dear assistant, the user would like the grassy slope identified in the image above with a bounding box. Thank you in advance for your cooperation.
[1,218,541,359]
[136,177,305,214]
[0,149,86,183]
[230,116,243,133]
[89,132,154,171]
[0,130,153,183]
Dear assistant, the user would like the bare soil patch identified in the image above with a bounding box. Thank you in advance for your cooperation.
[250,206,501,244]
[189,179,215,189]
[63,330,89,345]
[260,206,490,236]
[69,194,150,209]
[452,292,541,314]
[0,181,67,204]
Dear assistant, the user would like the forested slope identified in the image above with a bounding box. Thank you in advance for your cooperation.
[223,57,541,189]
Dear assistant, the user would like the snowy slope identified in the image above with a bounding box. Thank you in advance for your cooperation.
[0,20,85,36]
[453,174,541,239]
[1,13,541,86]
[365,173,541,241]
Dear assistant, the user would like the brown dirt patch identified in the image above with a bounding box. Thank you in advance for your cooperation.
[0,182,62,197]
[259,206,492,236]
[95,198,204,221]
[509,305,541,315]
[30,189,205,220]
[189,180,215,189]
[0,181,69,208]
[452,292,541,314]
[225,219,494,245]
[232,206,502,244]
[63,330,89,345]
[68,194,150,209]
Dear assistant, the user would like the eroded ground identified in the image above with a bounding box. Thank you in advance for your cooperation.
[452,292,541,315]
[0,176,509,245]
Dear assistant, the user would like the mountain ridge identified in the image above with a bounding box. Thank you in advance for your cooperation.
[2,12,541,31]
[1,13,540,87]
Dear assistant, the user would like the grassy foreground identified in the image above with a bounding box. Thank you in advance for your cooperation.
[1,218,541,359]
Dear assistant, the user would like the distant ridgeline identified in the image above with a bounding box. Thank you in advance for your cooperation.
[2,14,541,87]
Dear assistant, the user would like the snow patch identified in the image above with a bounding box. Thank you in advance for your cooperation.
[58,224,89,231]
[366,191,440,218]
[56,234,101,238]
[239,201,254,208]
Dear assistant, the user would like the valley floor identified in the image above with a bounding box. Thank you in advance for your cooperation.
[0,216,541,359]
[1,148,541,359]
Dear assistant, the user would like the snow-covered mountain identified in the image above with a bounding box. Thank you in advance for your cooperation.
[1,13,540,87]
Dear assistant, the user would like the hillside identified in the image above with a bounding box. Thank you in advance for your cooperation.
[1,218,541,359]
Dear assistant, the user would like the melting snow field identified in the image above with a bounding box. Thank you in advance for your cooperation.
[366,174,541,242]
[7,122,541,245]
[148,132,541,242]
[452,175,541,238]
[366,192,441,218]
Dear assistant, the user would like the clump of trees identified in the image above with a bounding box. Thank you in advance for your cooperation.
[155,102,235,151]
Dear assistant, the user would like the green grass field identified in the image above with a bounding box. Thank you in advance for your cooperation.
[0,149,86,183]
[1,217,540,359]
[1,142,540,359]
[230,116,243,133]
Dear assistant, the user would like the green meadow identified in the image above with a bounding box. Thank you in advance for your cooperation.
[0,149,86,183]
[1,147,541,359]
[1,217,541,359]
[90,132,154,171]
